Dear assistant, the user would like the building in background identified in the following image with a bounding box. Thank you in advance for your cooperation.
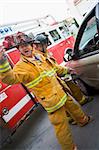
[74,0,98,17]
[64,0,98,37]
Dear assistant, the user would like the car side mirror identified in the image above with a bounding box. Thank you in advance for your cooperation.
[63,48,73,62]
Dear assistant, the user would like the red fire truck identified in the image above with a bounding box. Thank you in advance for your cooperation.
[0,47,38,147]
[0,16,75,146]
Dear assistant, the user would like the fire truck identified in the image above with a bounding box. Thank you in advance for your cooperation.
[0,15,75,147]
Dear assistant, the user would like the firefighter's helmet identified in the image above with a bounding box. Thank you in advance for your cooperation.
[2,32,33,50]
[3,35,15,49]
[15,32,33,48]
[33,34,48,45]
[5,35,12,41]
[3,40,9,49]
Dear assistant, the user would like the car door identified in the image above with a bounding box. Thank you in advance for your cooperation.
[68,4,99,89]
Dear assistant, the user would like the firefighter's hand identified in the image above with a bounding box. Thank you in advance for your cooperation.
[0,47,5,60]
[66,67,74,74]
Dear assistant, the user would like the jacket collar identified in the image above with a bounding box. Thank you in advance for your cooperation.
[20,51,44,64]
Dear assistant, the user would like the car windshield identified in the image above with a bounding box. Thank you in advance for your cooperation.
[79,16,97,50]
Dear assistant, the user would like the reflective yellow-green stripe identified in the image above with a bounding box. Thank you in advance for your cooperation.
[41,71,47,78]
[45,94,67,113]
[0,61,9,69]
[47,68,56,77]
[54,67,58,72]
[0,62,11,73]
[25,68,57,89]
[25,76,42,88]
[41,69,56,77]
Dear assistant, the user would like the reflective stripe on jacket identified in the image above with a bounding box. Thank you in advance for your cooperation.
[0,60,11,73]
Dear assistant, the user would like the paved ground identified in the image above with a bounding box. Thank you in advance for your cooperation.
[1,94,99,150]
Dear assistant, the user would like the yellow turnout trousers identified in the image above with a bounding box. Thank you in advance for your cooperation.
[66,80,85,104]
[48,95,89,150]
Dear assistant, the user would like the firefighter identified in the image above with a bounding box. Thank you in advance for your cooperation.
[33,34,93,124]
[33,34,92,106]
[0,33,92,150]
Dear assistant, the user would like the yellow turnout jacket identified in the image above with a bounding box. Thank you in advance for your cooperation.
[0,52,68,113]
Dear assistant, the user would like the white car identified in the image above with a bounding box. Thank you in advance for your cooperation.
[64,3,99,95]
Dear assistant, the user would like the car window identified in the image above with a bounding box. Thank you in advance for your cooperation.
[79,16,98,55]
[59,26,70,38]
[49,29,61,42]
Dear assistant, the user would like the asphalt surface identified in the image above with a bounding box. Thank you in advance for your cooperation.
[1,94,99,150]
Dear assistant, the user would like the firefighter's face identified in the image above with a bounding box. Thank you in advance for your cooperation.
[33,43,47,53]
[18,44,33,57]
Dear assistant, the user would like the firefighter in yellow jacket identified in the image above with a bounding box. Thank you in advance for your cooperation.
[0,33,92,150]
[33,34,92,105]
